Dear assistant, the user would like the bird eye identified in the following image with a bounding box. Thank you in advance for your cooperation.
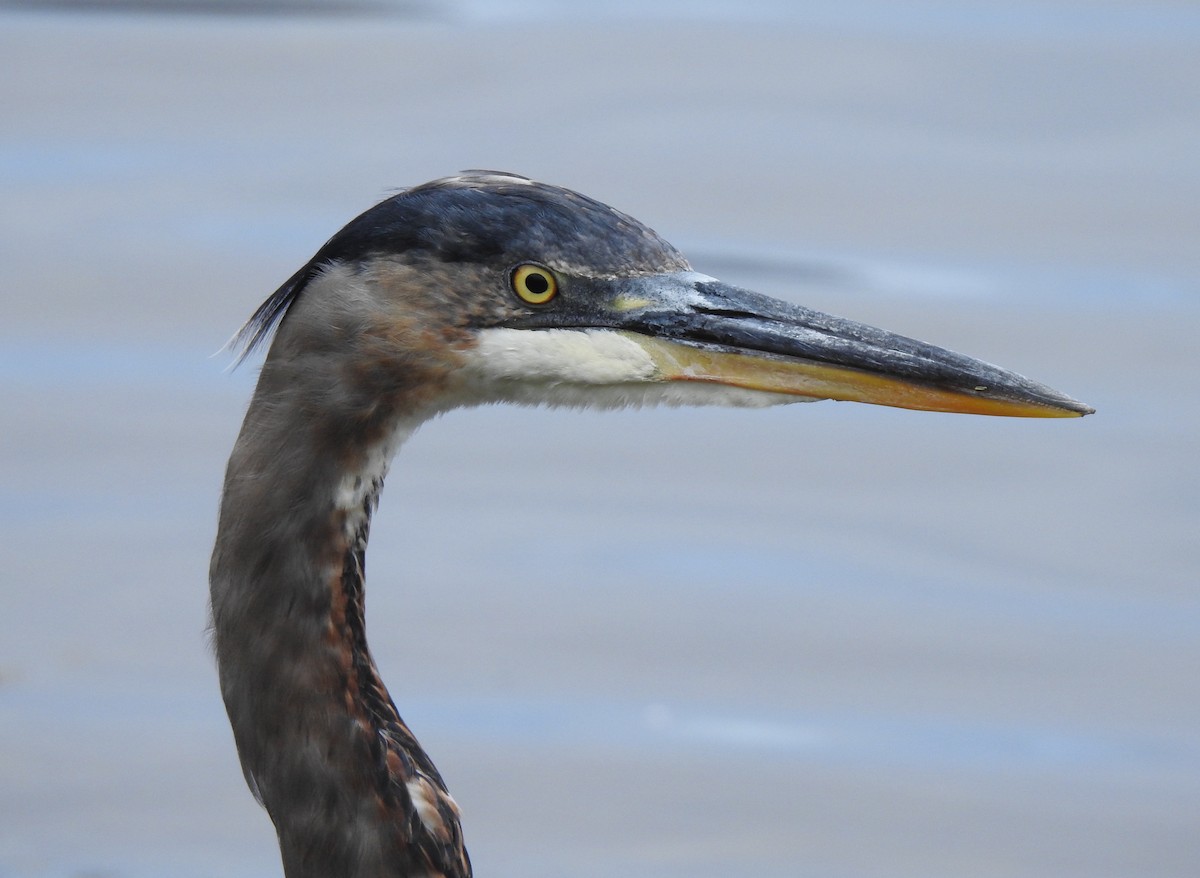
[511,264,558,305]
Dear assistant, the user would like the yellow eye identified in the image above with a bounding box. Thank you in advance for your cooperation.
[511,264,558,305]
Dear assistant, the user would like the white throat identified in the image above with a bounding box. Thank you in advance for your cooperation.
[451,327,801,411]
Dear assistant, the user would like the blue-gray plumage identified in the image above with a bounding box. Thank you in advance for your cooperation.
[211,171,1091,878]
[238,172,688,361]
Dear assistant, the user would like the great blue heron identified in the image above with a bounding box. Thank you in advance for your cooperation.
[210,171,1092,878]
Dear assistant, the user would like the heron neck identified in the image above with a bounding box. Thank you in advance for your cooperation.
[209,377,468,878]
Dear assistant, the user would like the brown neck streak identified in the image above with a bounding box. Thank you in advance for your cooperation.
[325,448,471,878]
[210,276,475,878]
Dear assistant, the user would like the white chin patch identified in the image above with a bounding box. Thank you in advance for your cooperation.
[450,328,804,411]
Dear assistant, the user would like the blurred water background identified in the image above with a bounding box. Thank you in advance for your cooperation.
[1,1,1198,876]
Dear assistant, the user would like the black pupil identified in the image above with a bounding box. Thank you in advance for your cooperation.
[524,272,550,295]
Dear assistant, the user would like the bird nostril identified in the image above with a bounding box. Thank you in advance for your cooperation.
[691,305,761,320]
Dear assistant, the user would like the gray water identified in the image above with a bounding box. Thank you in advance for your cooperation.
[1,2,1198,876]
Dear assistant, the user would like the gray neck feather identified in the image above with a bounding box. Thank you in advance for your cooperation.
[210,348,469,878]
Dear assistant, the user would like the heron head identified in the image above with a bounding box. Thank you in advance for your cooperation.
[239,171,1093,423]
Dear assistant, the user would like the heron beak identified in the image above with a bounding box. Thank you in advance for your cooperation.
[601,272,1093,418]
